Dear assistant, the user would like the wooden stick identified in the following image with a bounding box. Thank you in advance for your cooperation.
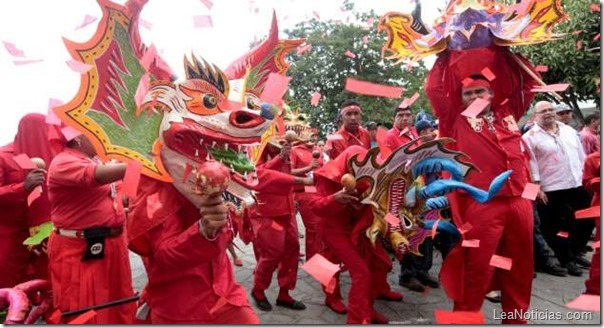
[61,293,140,318]
[510,53,564,101]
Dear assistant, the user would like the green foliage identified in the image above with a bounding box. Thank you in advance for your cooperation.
[283,7,430,137]
[512,0,601,120]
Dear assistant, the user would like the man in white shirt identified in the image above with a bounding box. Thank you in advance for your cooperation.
[522,101,593,276]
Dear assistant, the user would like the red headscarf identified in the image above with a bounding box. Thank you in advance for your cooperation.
[13,113,58,165]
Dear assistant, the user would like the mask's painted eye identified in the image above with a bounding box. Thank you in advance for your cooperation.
[203,94,217,109]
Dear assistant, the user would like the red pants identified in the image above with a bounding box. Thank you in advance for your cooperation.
[323,232,392,324]
[295,192,324,261]
[585,217,600,295]
[150,303,259,324]
[252,214,300,291]
[48,232,136,324]
[442,196,533,324]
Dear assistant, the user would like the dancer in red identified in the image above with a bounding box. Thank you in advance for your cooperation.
[290,133,324,261]
[128,174,259,324]
[312,146,401,324]
[47,133,135,324]
[326,100,371,160]
[582,151,600,295]
[0,113,55,288]
[250,142,309,312]
[383,106,418,150]
[426,47,536,324]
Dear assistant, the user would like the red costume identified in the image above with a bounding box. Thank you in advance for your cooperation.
[47,148,135,324]
[312,146,397,324]
[426,46,536,324]
[326,127,371,160]
[0,114,56,288]
[582,151,600,295]
[251,156,301,302]
[383,126,418,151]
[290,144,324,260]
[128,175,258,324]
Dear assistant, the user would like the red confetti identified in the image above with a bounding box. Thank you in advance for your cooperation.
[434,309,485,324]
[344,77,404,98]
[480,67,496,81]
[460,98,490,118]
[590,3,600,12]
[490,254,512,270]
[575,205,600,219]
[344,49,357,59]
[461,239,480,248]
[521,182,540,200]
[310,91,321,106]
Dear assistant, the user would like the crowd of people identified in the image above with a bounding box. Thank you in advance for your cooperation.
[0,74,600,324]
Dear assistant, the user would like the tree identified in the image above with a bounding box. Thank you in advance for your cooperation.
[510,0,600,121]
[283,4,430,137]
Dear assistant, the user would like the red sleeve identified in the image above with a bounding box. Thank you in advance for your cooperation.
[258,155,286,171]
[49,153,99,188]
[383,132,398,152]
[582,153,601,193]
[425,53,458,137]
[328,140,346,160]
[147,212,223,269]
[0,155,26,204]
[253,168,295,194]
[310,176,346,216]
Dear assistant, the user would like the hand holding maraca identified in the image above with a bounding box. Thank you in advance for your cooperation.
[193,161,230,239]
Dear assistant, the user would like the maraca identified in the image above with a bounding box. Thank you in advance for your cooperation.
[341,173,356,192]
[284,130,298,144]
[30,157,46,169]
[192,161,230,196]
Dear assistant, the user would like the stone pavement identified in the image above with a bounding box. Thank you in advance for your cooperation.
[130,215,601,324]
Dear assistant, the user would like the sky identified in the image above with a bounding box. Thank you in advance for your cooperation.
[0,0,448,145]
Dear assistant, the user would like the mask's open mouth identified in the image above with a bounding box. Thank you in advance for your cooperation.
[163,119,258,179]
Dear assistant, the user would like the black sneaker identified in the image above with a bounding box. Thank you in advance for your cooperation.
[565,262,583,277]
[417,271,440,288]
[574,256,591,268]
[399,277,426,292]
[542,263,568,277]
[251,293,272,311]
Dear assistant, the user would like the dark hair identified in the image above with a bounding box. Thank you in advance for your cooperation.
[467,74,490,83]
[394,106,412,117]
[340,99,360,110]
[365,121,379,131]
[584,113,601,125]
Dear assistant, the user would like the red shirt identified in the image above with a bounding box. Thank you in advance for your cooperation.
[383,126,418,152]
[312,146,369,234]
[327,127,371,160]
[290,145,323,192]
[0,146,29,237]
[583,151,601,207]
[253,156,296,217]
[48,148,125,229]
[128,177,249,321]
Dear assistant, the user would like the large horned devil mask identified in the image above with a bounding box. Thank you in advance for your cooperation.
[348,138,511,258]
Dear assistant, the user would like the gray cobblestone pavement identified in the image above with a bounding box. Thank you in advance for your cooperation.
[130,216,601,324]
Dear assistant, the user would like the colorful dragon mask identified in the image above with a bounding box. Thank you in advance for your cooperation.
[347,138,511,258]
[53,0,291,210]
[378,0,567,62]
